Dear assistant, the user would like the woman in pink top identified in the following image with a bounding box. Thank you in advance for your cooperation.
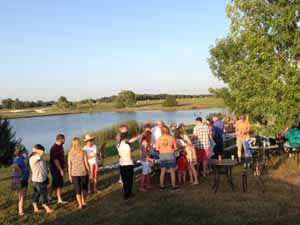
[156,125,178,190]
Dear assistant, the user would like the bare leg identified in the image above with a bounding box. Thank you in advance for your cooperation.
[57,187,63,202]
[188,165,194,184]
[81,191,87,206]
[76,194,83,209]
[18,188,25,215]
[191,164,199,184]
[170,169,176,188]
[160,168,166,188]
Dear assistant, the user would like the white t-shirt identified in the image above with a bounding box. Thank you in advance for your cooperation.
[117,141,133,166]
[151,126,162,145]
[83,145,98,165]
[29,154,48,183]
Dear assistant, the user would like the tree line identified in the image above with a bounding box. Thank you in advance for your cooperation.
[1,93,212,110]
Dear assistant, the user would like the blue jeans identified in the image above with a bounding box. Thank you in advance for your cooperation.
[32,181,48,205]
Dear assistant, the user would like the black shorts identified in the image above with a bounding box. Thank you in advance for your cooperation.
[72,176,88,195]
[21,180,28,188]
[51,169,64,188]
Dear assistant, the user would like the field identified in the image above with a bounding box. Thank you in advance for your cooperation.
[0,97,224,119]
[1,152,300,225]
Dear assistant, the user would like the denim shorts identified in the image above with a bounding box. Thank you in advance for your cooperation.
[159,153,176,169]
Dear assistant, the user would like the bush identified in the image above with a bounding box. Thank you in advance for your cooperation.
[163,96,178,107]
[0,117,22,166]
[115,90,137,108]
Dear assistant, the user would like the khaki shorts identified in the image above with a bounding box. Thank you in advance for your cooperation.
[237,138,246,151]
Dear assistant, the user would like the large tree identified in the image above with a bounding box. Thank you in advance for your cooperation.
[115,90,137,108]
[0,117,22,166]
[209,0,300,133]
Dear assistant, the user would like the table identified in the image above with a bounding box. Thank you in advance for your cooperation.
[210,159,238,194]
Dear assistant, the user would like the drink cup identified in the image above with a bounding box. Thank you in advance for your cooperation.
[218,155,222,161]
[231,155,235,160]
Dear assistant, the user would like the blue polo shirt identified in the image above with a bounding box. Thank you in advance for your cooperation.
[13,155,30,181]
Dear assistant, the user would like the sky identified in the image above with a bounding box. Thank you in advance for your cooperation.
[0,0,230,101]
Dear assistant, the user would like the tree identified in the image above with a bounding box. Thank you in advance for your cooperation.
[163,95,178,107]
[115,90,137,108]
[209,0,300,134]
[0,117,22,166]
[57,96,70,110]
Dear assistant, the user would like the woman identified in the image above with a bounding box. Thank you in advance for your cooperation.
[176,128,199,185]
[68,138,90,209]
[156,125,178,190]
[13,146,30,216]
[140,130,153,192]
[83,134,99,194]
[117,133,135,199]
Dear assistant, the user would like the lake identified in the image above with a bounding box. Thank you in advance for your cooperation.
[10,108,225,152]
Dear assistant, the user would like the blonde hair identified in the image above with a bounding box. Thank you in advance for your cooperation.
[161,125,170,135]
[71,137,83,153]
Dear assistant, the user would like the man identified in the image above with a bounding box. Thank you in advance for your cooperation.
[212,115,225,158]
[235,115,251,163]
[193,117,211,176]
[116,124,141,147]
[49,134,67,204]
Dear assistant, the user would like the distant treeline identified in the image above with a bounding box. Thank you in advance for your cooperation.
[0,94,212,109]
[0,98,55,110]
[97,94,212,102]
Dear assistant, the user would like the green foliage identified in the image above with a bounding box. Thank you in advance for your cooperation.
[57,96,71,110]
[0,117,22,166]
[1,98,54,109]
[163,95,178,107]
[209,0,300,134]
[115,90,137,108]
[82,120,142,156]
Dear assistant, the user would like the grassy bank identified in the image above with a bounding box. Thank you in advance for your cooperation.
[1,155,300,225]
[0,97,224,119]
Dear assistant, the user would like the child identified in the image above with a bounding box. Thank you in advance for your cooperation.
[244,137,256,169]
[83,134,99,194]
[177,151,188,185]
[29,144,53,214]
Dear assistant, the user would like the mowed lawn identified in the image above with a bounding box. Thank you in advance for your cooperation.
[1,156,300,225]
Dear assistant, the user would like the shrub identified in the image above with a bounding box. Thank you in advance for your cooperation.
[163,96,178,107]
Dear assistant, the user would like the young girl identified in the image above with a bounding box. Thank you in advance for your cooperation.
[140,131,153,192]
[83,134,99,194]
[177,151,188,185]
[13,146,29,216]
[176,127,199,185]
[68,138,90,210]
[117,133,134,199]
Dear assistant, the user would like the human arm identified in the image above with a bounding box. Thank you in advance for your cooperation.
[54,159,64,177]
[13,164,22,177]
[129,134,142,144]
[84,152,91,176]
[68,153,72,183]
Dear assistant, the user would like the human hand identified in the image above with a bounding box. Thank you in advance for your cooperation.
[60,169,64,177]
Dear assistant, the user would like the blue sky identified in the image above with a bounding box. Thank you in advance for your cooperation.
[0,0,230,101]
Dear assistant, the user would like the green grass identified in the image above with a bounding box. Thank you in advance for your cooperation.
[0,97,224,119]
[1,154,300,225]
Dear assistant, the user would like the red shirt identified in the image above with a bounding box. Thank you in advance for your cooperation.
[178,156,188,172]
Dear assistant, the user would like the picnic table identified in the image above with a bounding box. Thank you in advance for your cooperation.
[285,146,300,164]
[210,159,238,194]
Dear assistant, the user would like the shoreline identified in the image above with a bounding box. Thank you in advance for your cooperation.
[4,105,225,120]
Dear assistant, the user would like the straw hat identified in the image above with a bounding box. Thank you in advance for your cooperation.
[84,134,95,142]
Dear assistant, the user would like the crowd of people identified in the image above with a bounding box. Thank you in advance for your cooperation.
[12,114,300,217]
